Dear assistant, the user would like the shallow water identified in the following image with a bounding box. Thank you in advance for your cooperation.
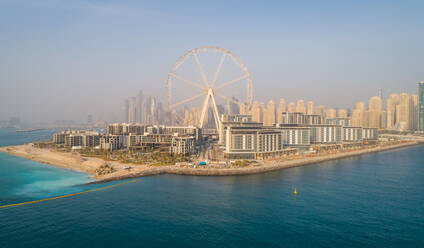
[0,128,423,247]
[0,128,93,202]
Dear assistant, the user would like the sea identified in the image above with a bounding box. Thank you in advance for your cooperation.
[0,128,423,247]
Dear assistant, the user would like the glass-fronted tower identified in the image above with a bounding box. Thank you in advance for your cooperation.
[419,81,424,132]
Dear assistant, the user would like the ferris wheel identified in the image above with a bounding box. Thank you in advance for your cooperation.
[166,46,253,130]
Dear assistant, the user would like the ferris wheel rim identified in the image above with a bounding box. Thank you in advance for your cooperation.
[166,46,254,114]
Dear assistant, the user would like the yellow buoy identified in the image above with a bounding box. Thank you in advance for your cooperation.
[293,188,297,195]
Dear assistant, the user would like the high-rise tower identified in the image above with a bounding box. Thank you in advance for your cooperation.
[124,99,130,123]
[419,81,424,132]
[137,90,144,123]
[128,97,137,123]
[264,100,276,126]
[277,98,286,124]
[307,101,314,115]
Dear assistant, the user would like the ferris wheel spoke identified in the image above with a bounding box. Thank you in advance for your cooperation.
[193,53,209,87]
[216,92,241,106]
[210,53,226,87]
[169,73,205,90]
[170,92,207,109]
[166,47,254,126]
[215,75,248,90]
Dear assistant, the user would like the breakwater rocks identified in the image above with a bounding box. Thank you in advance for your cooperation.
[95,163,116,176]
[92,141,420,184]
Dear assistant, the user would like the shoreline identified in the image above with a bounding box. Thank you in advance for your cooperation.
[1,141,420,184]
[89,141,420,183]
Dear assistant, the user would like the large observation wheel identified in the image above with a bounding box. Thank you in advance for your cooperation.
[166,46,253,131]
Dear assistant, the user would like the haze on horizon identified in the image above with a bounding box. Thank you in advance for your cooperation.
[0,0,423,124]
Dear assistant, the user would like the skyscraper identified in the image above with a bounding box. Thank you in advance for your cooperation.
[277,98,286,124]
[264,100,276,126]
[386,94,399,129]
[419,81,424,132]
[396,93,413,131]
[351,102,365,127]
[145,95,152,124]
[325,108,336,119]
[287,102,296,112]
[368,96,382,128]
[307,101,314,115]
[338,109,347,118]
[87,114,93,125]
[137,90,144,123]
[226,97,240,115]
[128,97,137,123]
[355,102,366,112]
[315,105,325,117]
[150,97,158,124]
[251,101,263,122]
[240,103,248,115]
[296,100,306,114]
[124,99,130,122]
[351,109,362,127]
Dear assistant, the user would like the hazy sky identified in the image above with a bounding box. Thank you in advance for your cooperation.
[1,0,423,123]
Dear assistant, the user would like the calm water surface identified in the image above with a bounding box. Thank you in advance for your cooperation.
[0,128,423,247]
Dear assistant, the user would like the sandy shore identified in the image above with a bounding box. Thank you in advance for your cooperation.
[0,141,420,183]
[0,144,152,181]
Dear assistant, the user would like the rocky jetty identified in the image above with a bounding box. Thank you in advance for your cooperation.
[95,163,116,176]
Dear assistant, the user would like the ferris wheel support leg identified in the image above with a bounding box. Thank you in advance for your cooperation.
[199,94,210,128]
[209,91,221,133]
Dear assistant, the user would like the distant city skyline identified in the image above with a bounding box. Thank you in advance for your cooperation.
[0,1,423,123]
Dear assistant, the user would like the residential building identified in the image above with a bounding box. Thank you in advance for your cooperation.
[326,118,351,127]
[128,97,137,123]
[219,114,260,146]
[304,114,323,125]
[224,124,284,159]
[296,100,306,114]
[368,96,382,128]
[342,127,362,143]
[362,128,378,140]
[307,101,314,115]
[396,93,414,131]
[315,105,325,117]
[277,98,286,124]
[106,123,144,135]
[100,135,125,151]
[170,135,196,155]
[279,126,311,148]
[309,125,342,144]
[351,102,365,127]
[325,108,337,119]
[338,109,347,118]
[419,81,424,132]
[287,102,296,112]
[251,101,263,122]
[54,130,100,148]
[386,94,399,129]
[264,100,276,126]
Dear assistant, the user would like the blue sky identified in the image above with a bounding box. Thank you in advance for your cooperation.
[0,0,423,123]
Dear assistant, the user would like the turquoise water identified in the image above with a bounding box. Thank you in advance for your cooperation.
[0,128,93,203]
[0,128,423,247]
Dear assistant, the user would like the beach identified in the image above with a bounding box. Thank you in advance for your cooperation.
[0,141,420,183]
